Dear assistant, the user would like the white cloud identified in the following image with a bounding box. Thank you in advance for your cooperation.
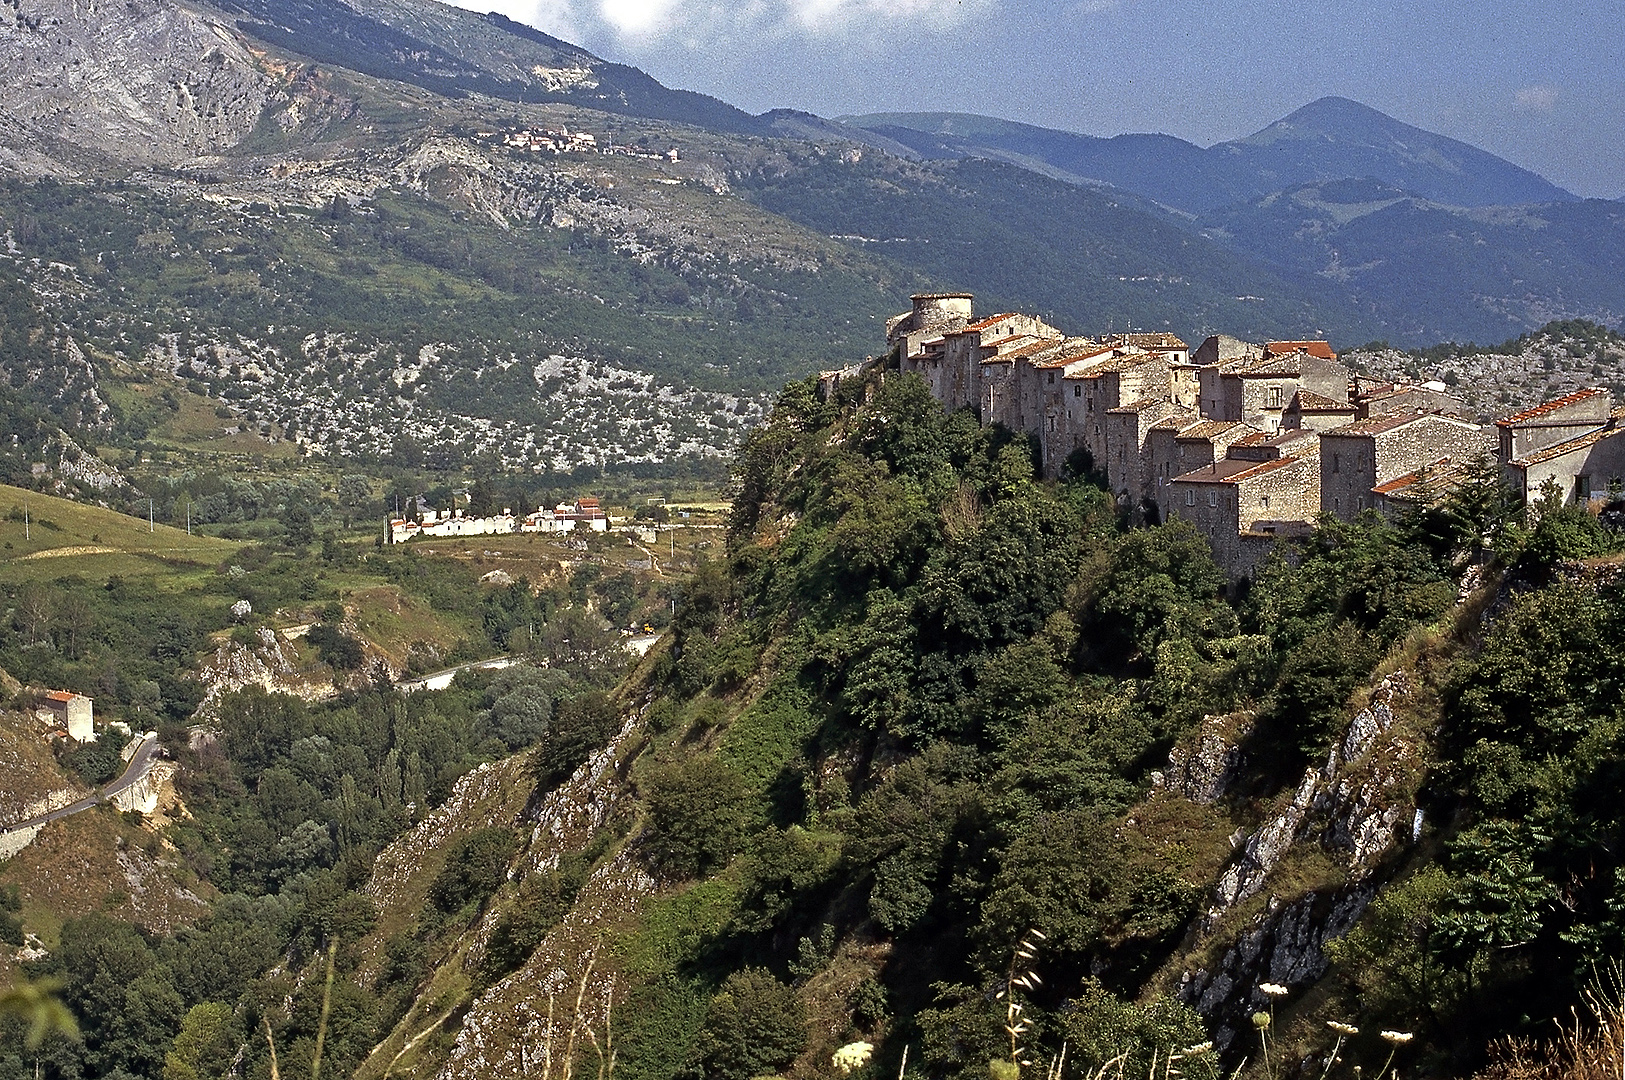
[444,0,993,46]
[1515,85,1560,112]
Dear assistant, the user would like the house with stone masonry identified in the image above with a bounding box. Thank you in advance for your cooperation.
[1319,412,1490,520]
[1499,395,1625,504]
[1495,389,1615,496]
[1147,420,1258,522]
[1168,452,1320,577]
[881,291,1608,578]
[39,690,94,743]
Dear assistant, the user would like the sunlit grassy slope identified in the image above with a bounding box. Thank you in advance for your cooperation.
[0,483,239,582]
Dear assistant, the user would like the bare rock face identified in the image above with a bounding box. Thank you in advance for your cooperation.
[1157,711,1256,803]
[0,0,275,168]
[1181,885,1376,1052]
[1181,673,1422,1049]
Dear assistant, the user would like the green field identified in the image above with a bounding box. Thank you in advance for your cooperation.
[0,483,240,583]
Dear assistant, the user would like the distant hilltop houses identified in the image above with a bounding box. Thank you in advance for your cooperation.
[475,125,680,162]
[388,497,608,544]
[844,293,1625,576]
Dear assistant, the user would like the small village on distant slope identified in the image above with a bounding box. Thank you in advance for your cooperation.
[827,293,1625,576]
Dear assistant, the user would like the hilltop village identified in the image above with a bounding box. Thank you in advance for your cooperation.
[860,293,1625,575]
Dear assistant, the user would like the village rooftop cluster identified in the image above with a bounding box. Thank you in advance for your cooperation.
[387,496,609,543]
[838,293,1625,575]
[476,125,680,162]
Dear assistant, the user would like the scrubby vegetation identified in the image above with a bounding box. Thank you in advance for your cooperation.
[7,368,1625,1080]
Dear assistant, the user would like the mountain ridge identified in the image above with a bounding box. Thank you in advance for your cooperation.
[840,96,1576,212]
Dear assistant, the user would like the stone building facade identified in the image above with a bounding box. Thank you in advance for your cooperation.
[884,292,1611,578]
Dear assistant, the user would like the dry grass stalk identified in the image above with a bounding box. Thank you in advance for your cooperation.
[1478,968,1625,1080]
[311,943,338,1080]
[264,1019,280,1080]
[559,947,599,1080]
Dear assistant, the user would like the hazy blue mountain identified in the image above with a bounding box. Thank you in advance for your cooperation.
[842,98,1576,212]
[1199,178,1625,343]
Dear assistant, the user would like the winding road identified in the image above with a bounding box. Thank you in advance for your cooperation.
[0,733,163,834]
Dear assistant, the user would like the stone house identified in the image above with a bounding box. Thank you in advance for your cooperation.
[1283,390,1357,432]
[1062,353,1171,474]
[1355,381,1466,420]
[1104,398,1195,510]
[1146,420,1258,522]
[1168,454,1320,577]
[39,690,94,743]
[1504,414,1625,504]
[1319,412,1490,519]
[1495,388,1613,472]
[1202,350,1350,432]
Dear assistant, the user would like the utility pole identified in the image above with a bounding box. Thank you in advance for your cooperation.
[148,498,154,533]
[23,498,29,541]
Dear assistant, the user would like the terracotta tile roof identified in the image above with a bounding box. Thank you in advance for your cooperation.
[1124,332,1188,350]
[1069,353,1163,378]
[963,312,1022,332]
[1512,425,1623,469]
[1173,455,1304,485]
[1291,390,1355,412]
[43,690,78,703]
[1231,431,1272,448]
[1176,420,1251,441]
[1107,397,1186,415]
[1033,343,1116,369]
[1372,459,1471,500]
[1267,340,1338,361]
[1496,387,1611,428]
[1324,412,1476,438]
[980,334,1038,351]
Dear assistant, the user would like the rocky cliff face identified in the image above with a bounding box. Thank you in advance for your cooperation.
[0,0,279,168]
[1170,671,1430,1050]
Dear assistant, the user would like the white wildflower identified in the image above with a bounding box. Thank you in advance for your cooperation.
[1259,982,1289,997]
[833,1041,874,1075]
[1380,1031,1414,1044]
[1327,1021,1360,1036]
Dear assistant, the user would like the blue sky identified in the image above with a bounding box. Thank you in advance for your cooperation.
[447,0,1625,198]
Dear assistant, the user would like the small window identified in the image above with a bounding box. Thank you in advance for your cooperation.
[1262,525,1276,534]
[1332,454,1341,474]
[1578,475,1592,499]
[1267,386,1282,408]
[1357,496,1366,510]
[1047,372,1055,385]
[1073,385,1081,397]
[1207,491,1217,508]
[1184,490,1195,506]
[1333,497,1341,511]
[1261,495,1270,508]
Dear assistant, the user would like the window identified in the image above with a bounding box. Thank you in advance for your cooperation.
[1261,495,1270,508]
[1333,497,1341,511]
[1073,385,1081,397]
[1184,490,1195,506]
[1207,491,1217,508]
[1266,386,1282,408]
[1357,496,1366,510]
[1578,475,1592,499]
[1331,453,1340,474]
[1047,372,1055,385]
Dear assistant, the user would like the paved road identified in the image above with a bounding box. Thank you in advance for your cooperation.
[0,733,162,834]
[398,656,519,693]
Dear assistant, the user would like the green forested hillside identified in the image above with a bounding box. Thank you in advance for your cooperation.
[13,366,1625,1080]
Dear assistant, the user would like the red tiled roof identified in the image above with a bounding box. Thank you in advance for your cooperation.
[1511,425,1623,469]
[1291,390,1355,412]
[1496,387,1610,428]
[1124,332,1188,350]
[1176,420,1251,441]
[43,690,77,703]
[1033,343,1116,369]
[1173,455,1304,485]
[963,312,1022,332]
[1267,340,1337,361]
